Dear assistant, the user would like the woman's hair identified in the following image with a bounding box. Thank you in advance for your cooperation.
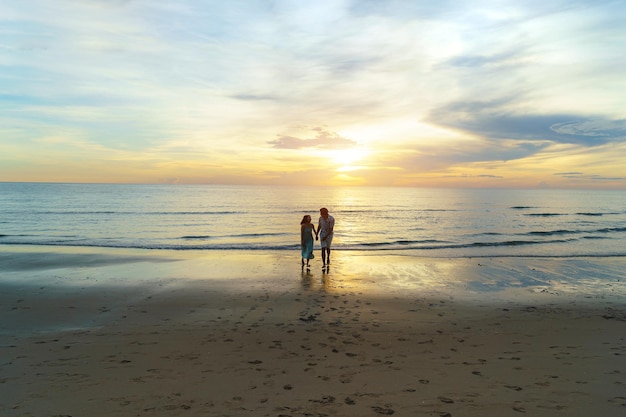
[300,215,311,225]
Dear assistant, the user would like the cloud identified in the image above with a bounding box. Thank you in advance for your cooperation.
[230,93,279,102]
[555,172,584,176]
[591,176,626,181]
[268,128,357,150]
[442,174,504,179]
[347,0,460,20]
[382,137,550,174]
[550,119,626,138]
[554,172,626,181]
[429,99,626,147]
[446,51,522,68]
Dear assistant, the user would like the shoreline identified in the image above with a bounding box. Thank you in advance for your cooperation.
[1,245,625,416]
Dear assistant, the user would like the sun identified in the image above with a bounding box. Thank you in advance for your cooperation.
[322,148,370,172]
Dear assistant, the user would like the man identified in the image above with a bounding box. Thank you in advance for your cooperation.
[317,207,335,266]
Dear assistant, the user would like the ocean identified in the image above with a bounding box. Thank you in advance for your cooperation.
[1,183,625,258]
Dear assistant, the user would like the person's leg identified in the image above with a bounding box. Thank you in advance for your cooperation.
[321,248,327,265]
[323,233,332,265]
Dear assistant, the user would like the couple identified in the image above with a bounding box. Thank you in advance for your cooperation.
[300,207,334,269]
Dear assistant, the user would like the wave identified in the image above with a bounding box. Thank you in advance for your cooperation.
[2,239,625,258]
[465,239,573,247]
[180,232,290,240]
[472,226,626,238]
[2,210,119,215]
[355,238,576,251]
[575,212,622,216]
[361,239,446,247]
[524,213,566,217]
[597,227,626,233]
[1,210,244,216]
[157,211,244,215]
[523,212,619,217]
[229,232,291,238]
[0,240,298,251]
[2,226,625,255]
[0,237,548,250]
[593,227,624,234]
[526,229,577,236]
[333,208,458,214]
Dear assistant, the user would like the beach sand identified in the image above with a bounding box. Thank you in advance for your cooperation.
[1,246,625,417]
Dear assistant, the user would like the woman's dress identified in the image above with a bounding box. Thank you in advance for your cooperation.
[301,225,315,260]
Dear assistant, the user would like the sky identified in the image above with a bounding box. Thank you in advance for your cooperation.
[1,0,626,188]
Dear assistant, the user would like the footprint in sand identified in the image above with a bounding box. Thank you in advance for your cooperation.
[608,396,626,406]
[371,405,395,415]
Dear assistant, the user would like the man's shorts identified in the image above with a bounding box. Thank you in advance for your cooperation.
[320,233,333,248]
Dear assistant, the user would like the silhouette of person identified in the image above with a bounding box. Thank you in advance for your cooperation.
[300,215,317,269]
[317,207,335,266]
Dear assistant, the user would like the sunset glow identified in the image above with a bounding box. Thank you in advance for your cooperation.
[1,1,625,188]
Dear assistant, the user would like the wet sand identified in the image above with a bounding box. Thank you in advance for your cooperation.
[1,246,625,416]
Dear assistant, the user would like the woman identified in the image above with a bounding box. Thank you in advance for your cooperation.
[300,215,317,268]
